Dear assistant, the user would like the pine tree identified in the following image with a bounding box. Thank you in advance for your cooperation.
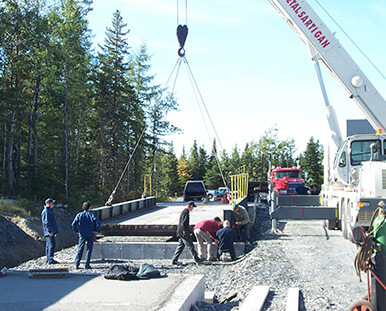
[299,137,324,186]
[157,147,179,199]
[204,140,224,188]
[94,10,135,200]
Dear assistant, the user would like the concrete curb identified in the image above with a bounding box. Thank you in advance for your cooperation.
[86,242,245,260]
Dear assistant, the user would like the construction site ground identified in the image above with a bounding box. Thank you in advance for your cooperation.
[3,200,368,310]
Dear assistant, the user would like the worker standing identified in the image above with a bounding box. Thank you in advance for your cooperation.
[72,202,101,269]
[171,201,203,265]
[41,198,59,264]
[232,203,250,243]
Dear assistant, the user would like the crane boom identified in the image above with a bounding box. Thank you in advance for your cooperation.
[268,0,386,132]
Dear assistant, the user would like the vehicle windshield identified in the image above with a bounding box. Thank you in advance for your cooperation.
[350,139,381,166]
[275,171,300,179]
[185,182,205,192]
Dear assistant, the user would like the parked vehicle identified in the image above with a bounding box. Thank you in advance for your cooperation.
[213,187,230,201]
[183,181,207,201]
[207,190,215,200]
[269,167,305,195]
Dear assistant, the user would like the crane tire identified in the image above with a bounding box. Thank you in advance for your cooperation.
[347,299,375,311]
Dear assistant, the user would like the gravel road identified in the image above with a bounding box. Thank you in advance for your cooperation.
[13,206,366,310]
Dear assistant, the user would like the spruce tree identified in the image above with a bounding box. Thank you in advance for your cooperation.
[299,137,324,186]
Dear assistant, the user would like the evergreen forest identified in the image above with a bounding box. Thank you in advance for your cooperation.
[0,1,323,210]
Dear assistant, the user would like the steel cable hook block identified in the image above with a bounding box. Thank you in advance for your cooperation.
[176,24,188,57]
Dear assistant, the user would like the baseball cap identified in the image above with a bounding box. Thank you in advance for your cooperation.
[187,201,197,207]
[45,198,55,204]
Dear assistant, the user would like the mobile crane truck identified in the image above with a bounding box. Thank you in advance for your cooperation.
[268,1,386,309]
[267,0,386,241]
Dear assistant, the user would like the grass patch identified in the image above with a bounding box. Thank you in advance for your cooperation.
[0,198,40,218]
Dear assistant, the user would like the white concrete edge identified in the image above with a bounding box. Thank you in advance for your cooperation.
[286,287,299,311]
[239,286,270,311]
[158,275,205,311]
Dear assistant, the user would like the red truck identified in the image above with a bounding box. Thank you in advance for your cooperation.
[269,167,305,195]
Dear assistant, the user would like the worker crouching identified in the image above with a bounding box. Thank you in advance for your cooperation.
[215,220,235,261]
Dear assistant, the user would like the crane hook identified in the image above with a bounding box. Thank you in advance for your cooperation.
[176,24,188,57]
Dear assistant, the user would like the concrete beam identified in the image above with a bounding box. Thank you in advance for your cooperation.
[101,224,182,236]
[87,241,245,260]
[91,197,156,221]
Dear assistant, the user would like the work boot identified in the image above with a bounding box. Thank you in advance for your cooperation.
[172,260,186,266]
[195,258,204,265]
[48,260,59,265]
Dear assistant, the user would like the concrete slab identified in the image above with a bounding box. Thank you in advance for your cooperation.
[286,287,299,311]
[159,275,205,311]
[239,286,270,311]
[96,201,247,261]
[104,201,232,226]
[0,271,204,311]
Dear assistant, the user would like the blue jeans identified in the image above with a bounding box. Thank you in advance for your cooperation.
[74,235,94,267]
[45,235,56,263]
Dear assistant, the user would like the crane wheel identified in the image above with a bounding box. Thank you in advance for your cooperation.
[348,299,375,311]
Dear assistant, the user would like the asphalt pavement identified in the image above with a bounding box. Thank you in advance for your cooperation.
[0,271,187,311]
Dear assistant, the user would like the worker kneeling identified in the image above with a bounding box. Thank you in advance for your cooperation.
[215,220,236,262]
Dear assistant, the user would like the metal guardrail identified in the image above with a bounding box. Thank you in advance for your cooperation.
[92,196,156,221]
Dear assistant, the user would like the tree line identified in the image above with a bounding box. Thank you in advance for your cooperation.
[171,129,323,198]
[0,1,323,208]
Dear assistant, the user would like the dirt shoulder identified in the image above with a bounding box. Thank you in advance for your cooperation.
[0,208,78,268]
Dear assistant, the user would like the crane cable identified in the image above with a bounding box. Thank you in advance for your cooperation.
[106,58,183,206]
[174,0,228,189]
[313,0,386,81]
[176,0,188,57]
[105,125,147,206]
[164,0,228,189]
[182,56,228,188]
[176,0,187,26]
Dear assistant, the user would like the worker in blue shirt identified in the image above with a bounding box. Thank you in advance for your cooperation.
[72,202,101,269]
[215,220,236,261]
[41,198,59,264]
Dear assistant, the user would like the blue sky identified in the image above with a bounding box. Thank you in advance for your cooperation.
[87,0,386,156]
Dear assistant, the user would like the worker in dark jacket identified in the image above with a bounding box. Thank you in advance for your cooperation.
[72,201,101,269]
[232,203,250,243]
[215,220,236,261]
[171,201,203,265]
[41,198,59,264]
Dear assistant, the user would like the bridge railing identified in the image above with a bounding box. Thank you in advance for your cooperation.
[229,173,249,206]
[92,196,156,221]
